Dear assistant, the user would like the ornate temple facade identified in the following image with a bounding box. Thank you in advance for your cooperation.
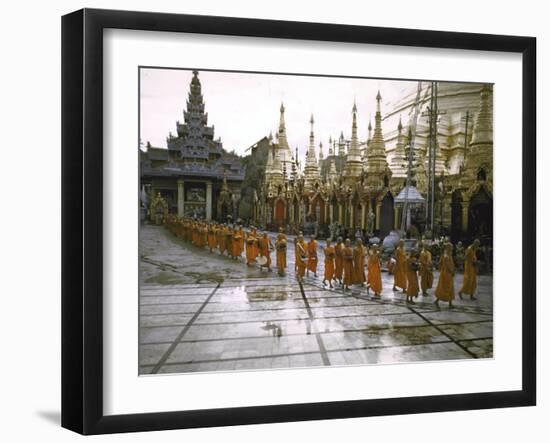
[256,82,493,243]
[140,71,246,222]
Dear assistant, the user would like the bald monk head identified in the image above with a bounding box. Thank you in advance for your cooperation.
[345,239,351,247]
[279,227,284,233]
[336,236,343,244]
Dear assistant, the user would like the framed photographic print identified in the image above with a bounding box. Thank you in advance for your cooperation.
[61,8,536,435]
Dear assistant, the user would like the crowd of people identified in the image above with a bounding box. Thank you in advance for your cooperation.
[164,215,482,309]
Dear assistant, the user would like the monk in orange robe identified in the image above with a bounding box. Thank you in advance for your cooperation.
[225,226,233,256]
[231,228,242,260]
[334,237,344,285]
[392,239,407,292]
[342,239,354,291]
[323,240,335,288]
[200,223,208,248]
[367,245,382,297]
[306,236,318,277]
[352,239,366,285]
[239,226,245,258]
[258,232,273,271]
[275,228,287,276]
[245,228,259,265]
[406,251,420,304]
[218,225,226,255]
[435,243,456,308]
[459,239,480,300]
[295,235,307,282]
[419,242,434,296]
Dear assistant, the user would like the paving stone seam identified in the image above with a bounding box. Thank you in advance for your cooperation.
[409,307,482,359]
[140,337,494,369]
[139,321,493,346]
[139,318,493,334]
[149,283,221,374]
[297,280,331,366]
[140,310,433,327]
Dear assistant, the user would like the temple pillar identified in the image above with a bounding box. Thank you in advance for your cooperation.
[394,207,399,229]
[375,202,381,230]
[349,204,354,229]
[329,202,334,224]
[206,181,212,220]
[177,179,184,217]
[361,203,366,230]
[461,200,470,233]
[338,203,343,224]
[289,203,294,224]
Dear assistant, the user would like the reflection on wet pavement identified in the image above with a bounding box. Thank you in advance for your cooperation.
[139,225,493,375]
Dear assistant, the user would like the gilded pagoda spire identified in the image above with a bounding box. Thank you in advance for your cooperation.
[328,136,334,156]
[338,131,346,156]
[390,115,408,178]
[278,102,289,149]
[304,114,320,189]
[461,84,493,190]
[367,116,373,146]
[344,101,363,179]
[365,91,390,188]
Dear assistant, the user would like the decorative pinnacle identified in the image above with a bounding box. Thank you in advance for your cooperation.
[352,100,357,113]
[398,115,403,132]
[310,114,315,127]
[376,90,382,113]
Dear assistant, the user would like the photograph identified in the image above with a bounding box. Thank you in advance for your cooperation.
[138,68,494,375]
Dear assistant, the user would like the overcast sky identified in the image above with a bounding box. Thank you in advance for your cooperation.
[139,68,417,159]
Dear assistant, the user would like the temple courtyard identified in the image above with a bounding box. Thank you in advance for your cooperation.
[139,225,493,375]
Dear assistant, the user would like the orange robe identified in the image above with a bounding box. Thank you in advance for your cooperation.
[406,258,420,297]
[239,228,245,256]
[225,230,233,256]
[246,233,258,264]
[231,231,242,258]
[200,226,208,248]
[334,243,344,280]
[259,236,272,268]
[343,246,354,286]
[419,249,433,291]
[296,241,307,279]
[367,251,382,295]
[435,254,455,301]
[276,234,287,274]
[324,246,335,281]
[306,240,318,273]
[394,247,407,290]
[208,228,216,252]
[218,228,226,254]
[353,245,366,284]
[460,246,478,295]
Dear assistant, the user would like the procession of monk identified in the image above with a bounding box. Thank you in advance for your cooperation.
[165,215,482,309]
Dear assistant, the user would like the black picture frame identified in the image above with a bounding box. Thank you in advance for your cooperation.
[61,8,536,435]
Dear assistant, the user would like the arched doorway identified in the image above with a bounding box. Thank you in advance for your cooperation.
[379,193,394,238]
[468,187,493,241]
[311,196,325,224]
[451,190,462,242]
[274,199,285,224]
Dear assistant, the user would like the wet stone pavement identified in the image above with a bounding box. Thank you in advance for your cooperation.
[139,225,493,375]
